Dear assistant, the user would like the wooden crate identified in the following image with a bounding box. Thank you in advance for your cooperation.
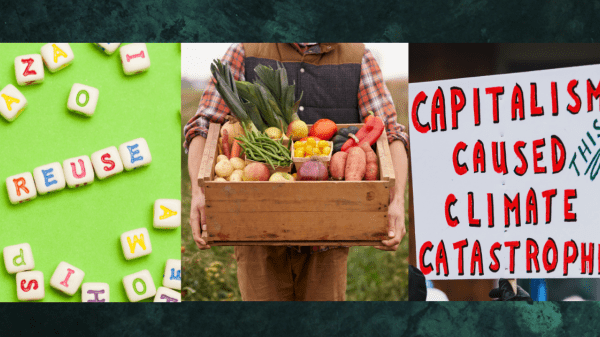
[198,122,396,246]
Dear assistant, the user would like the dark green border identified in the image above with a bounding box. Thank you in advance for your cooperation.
[2,0,597,42]
[1,302,596,335]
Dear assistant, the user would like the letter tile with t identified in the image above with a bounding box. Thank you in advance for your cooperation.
[154,287,180,302]
[40,43,74,73]
[91,146,124,179]
[67,83,99,117]
[63,155,94,188]
[15,54,44,86]
[6,172,37,204]
[120,228,152,260]
[119,43,150,75]
[81,282,110,302]
[95,43,121,55]
[153,199,181,229]
[50,261,84,296]
[16,271,45,301]
[118,138,152,171]
[33,162,66,195]
[3,243,35,274]
[123,269,156,302]
[0,84,27,122]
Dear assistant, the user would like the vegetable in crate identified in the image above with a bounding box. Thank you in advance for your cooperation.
[359,141,379,181]
[269,172,295,182]
[243,162,270,181]
[341,111,385,152]
[344,147,367,181]
[308,119,337,141]
[211,60,266,133]
[220,116,245,145]
[330,151,348,180]
[236,62,308,141]
[332,126,360,153]
[297,159,329,181]
[235,123,293,169]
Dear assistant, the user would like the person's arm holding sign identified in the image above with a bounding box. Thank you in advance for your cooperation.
[184,44,245,250]
[357,50,410,251]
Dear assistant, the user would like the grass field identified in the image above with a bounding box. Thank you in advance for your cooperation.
[181,81,409,301]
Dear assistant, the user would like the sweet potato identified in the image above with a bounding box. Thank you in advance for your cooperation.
[365,162,379,181]
[344,147,366,181]
[330,151,348,180]
[359,141,379,180]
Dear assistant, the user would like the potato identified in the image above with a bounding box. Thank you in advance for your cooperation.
[330,151,348,180]
[229,169,244,181]
[230,157,245,170]
[217,155,229,163]
[215,160,234,178]
[214,177,227,182]
[344,147,366,181]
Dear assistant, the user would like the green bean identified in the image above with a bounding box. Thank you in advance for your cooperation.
[245,142,286,161]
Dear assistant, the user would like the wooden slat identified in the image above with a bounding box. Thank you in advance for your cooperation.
[381,130,396,187]
[198,122,220,186]
[205,211,389,242]
[211,240,382,246]
[205,181,389,213]
[376,129,387,182]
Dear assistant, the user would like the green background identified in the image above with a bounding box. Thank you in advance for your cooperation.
[0,43,181,302]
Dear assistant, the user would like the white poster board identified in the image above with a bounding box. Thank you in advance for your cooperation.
[409,64,600,279]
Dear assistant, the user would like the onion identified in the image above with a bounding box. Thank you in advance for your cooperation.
[298,159,329,181]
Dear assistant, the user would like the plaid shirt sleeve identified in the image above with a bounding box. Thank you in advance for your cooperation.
[357,48,410,150]
[183,43,246,152]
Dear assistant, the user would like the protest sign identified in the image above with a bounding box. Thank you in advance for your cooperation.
[409,64,600,279]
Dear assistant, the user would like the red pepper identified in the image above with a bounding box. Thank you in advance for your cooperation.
[341,112,385,152]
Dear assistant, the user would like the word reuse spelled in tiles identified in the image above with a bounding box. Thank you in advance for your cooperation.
[120,228,152,260]
[95,43,121,55]
[67,83,99,117]
[41,43,74,73]
[3,243,35,274]
[0,84,27,122]
[123,270,156,302]
[91,146,124,179]
[16,271,44,301]
[81,282,110,302]
[33,162,66,195]
[119,138,151,170]
[153,199,181,229]
[154,287,180,302]
[6,172,37,204]
[15,54,44,86]
[163,259,181,290]
[63,155,94,188]
[50,262,85,296]
[120,43,150,75]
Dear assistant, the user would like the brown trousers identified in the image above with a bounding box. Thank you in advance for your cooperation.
[234,246,350,301]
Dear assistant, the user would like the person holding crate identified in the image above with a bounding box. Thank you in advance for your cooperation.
[184,43,409,301]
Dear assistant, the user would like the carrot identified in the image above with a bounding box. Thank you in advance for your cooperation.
[222,129,231,159]
[231,139,242,158]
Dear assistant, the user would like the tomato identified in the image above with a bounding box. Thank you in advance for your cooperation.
[308,119,337,141]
